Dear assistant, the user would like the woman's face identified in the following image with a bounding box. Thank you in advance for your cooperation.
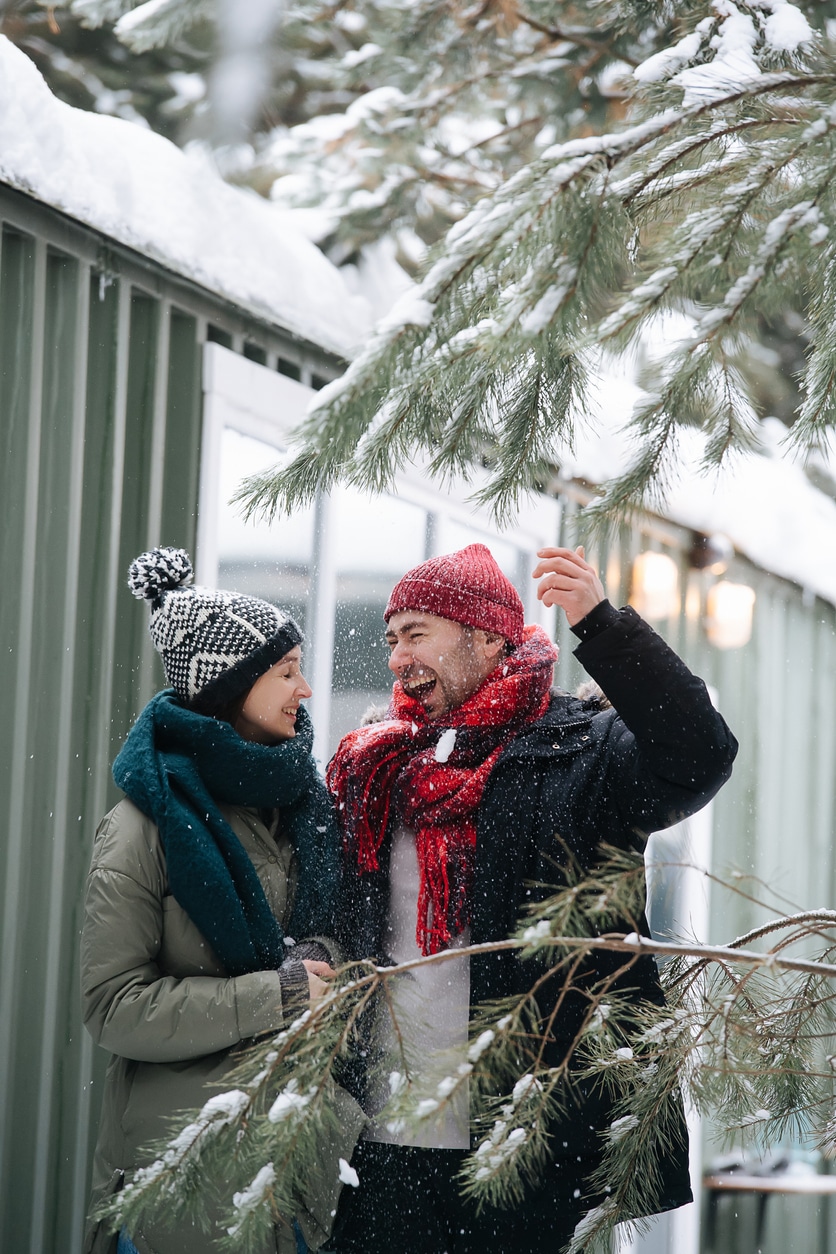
[234,648,312,744]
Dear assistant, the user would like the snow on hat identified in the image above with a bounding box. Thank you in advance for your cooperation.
[384,543,525,646]
[128,546,302,710]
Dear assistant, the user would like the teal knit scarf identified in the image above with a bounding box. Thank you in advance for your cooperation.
[113,691,341,977]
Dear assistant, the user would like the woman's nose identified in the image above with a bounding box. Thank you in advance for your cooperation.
[297,673,313,699]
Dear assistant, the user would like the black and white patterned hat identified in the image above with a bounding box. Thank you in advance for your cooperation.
[128,547,302,710]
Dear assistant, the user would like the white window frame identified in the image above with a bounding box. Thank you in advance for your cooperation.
[198,342,561,762]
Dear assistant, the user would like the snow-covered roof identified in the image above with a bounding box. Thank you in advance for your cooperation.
[0,37,371,359]
[569,356,836,609]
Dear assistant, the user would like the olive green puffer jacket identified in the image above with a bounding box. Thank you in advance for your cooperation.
[82,797,365,1254]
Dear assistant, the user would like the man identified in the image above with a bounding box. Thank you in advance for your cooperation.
[327,542,737,1253]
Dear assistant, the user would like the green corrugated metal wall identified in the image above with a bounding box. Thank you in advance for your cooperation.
[0,183,341,1254]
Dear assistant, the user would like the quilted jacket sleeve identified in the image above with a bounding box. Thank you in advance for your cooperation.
[81,800,287,1064]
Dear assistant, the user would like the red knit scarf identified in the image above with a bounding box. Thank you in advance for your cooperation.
[327,624,558,954]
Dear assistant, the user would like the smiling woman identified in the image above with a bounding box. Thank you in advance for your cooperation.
[235,647,313,744]
[80,547,362,1254]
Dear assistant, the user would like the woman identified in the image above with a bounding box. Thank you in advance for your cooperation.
[82,547,360,1254]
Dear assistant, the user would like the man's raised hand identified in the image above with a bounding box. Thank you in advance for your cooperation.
[532,546,606,626]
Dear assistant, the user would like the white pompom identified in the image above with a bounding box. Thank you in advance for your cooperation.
[127,547,193,601]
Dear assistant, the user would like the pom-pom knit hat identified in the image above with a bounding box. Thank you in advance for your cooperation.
[128,546,302,710]
[384,543,525,646]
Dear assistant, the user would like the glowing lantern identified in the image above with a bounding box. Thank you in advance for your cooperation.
[705,580,756,649]
[629,551,680,621]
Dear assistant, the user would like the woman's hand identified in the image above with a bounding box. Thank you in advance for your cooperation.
[303,958,335,1002]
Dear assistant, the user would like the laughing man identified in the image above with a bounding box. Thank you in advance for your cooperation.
[326,543,737,1254]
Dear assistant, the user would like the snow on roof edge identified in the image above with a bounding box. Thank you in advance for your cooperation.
[568,367,836,611]
[0,37,371,360]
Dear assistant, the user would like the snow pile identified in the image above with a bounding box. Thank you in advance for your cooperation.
[608,1114,640,1143]
[468,1030,495,1063]
[634,21,713,85]
[267,1079,315,1122]
[521,918,552,945]
[338,1157,360,1187]
[0,37,371,358]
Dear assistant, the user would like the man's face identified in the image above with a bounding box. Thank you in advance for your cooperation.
[385,611,504,720]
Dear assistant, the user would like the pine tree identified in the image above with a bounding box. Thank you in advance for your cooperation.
[96,850,836,1254]
[228,0,836,528]
[27,3,836,498]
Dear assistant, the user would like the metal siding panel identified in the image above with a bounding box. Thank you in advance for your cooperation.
[27,251,89,1253]
[159,309,202,553]
[0,230,37,934]
[144,298,172,550]
[112,289,165,742]
[0,234,46,1252]
[80,275,131,797]
[0,225,38,1240]
[70,274,133,1249]
[0,247,81,1250]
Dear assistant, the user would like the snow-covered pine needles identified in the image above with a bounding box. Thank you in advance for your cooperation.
[99,846,836,1254]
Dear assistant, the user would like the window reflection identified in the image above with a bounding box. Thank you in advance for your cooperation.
[330,486,428,747]
[216,428,315,631]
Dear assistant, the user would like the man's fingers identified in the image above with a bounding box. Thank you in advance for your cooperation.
[534,546,605,623]
[537,573,578,592]
[533,546,592,578]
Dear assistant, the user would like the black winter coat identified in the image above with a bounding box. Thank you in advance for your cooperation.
[341,605,738,1223]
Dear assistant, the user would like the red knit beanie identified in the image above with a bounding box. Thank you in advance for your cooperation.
[384,544,525,646]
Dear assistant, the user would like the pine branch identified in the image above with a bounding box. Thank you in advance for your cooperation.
[244,45,836,523]
[101,847,836,1253]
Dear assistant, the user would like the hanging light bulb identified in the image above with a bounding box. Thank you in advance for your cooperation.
[689,532,734,575]
[629,551,680,620]
[705,581,756,649]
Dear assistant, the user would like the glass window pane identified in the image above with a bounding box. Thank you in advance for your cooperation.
[433,516,520,577]
[216,428,315,632]
[329,487,428,746]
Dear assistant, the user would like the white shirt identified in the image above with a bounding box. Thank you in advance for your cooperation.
[365,826,471,1149]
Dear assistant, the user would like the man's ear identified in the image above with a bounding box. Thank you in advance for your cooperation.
[478,630,507,662]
